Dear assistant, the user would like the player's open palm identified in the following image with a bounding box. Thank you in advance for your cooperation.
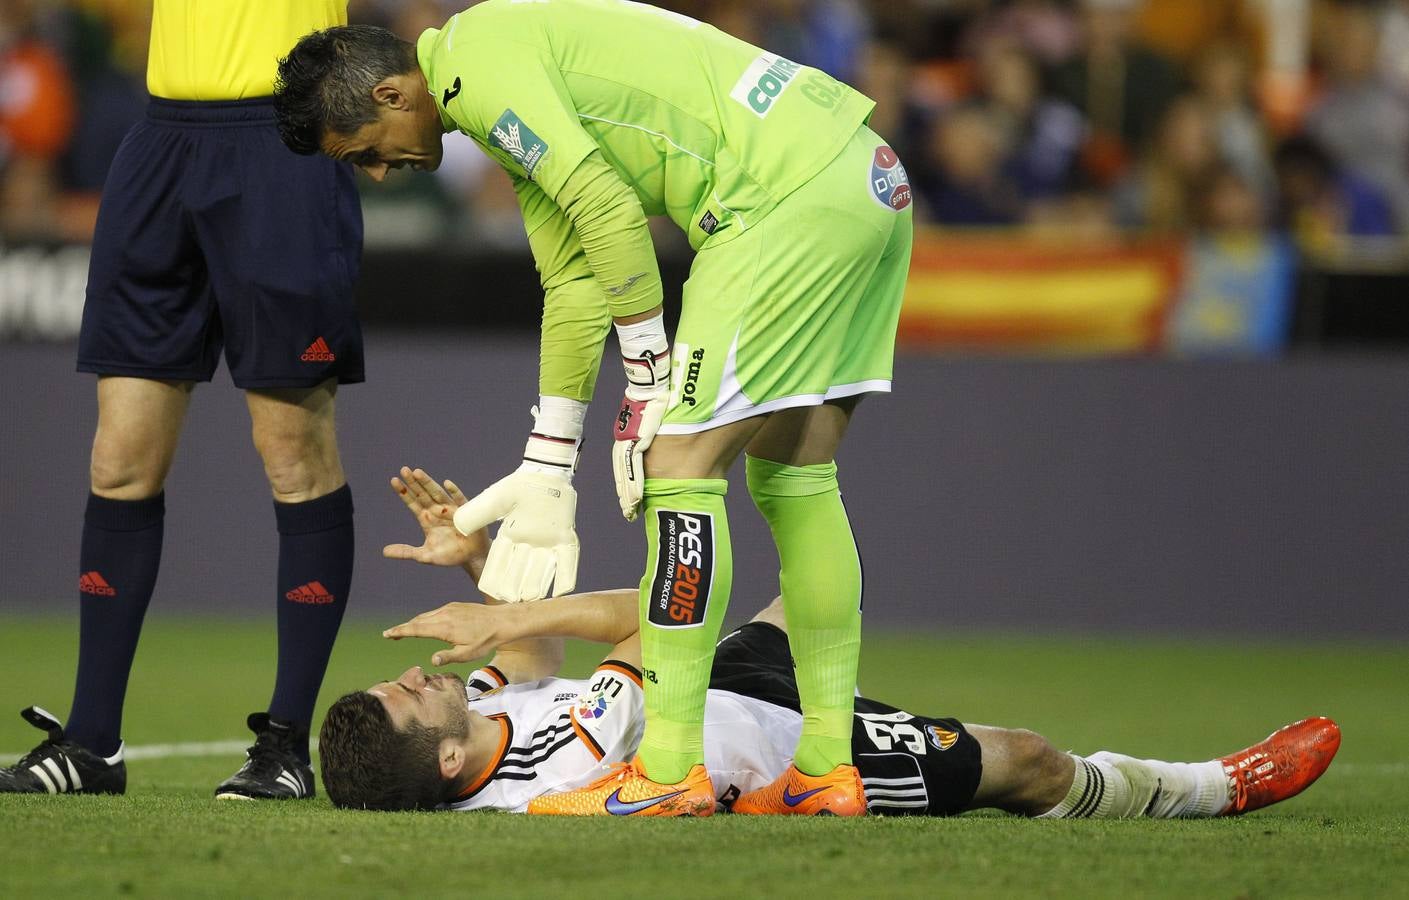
[383,467,488,569]
[383,601,505,666]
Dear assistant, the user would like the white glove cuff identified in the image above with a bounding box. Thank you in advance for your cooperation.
[522,399,585,480]
[533,395,587,440]
[615,313,670,389]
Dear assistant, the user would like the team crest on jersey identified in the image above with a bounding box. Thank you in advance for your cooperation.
[868,145,911,211]
[925,723,959,751]
[489,109,548,177]
[576,690,610,720]
[648,511,714,628]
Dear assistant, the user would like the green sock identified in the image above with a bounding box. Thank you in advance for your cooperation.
[635,477,733,783]
[746,456,861,776]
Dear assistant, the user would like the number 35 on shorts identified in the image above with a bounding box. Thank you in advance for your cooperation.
[858,712,959,755]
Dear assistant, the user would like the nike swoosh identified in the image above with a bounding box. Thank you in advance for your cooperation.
[782,784,830,807]
[606,272,646,296]
[605,786,685,815]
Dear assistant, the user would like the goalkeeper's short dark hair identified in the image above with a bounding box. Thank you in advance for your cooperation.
[274,24,418,155]
[318,691,448,811]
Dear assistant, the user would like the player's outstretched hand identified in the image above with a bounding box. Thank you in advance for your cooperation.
[452,468,579,602]
[383,601,506,666]
[383,467,489,570]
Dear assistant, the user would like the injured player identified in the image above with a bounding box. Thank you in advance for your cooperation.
[315,469,1341,816]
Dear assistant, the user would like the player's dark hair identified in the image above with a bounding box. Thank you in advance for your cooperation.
[274,25,418,155]
[318,691,450,811]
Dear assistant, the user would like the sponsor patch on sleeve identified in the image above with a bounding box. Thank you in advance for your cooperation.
[868,145,911,211]
[729,53,801,118]
[488,109,549,177]
[647,510,714,628]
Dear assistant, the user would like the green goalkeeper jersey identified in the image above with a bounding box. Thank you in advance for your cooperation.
[416,0,875,401]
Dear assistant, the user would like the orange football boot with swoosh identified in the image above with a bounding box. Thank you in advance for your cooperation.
[528,757,716,816]
[732,763,867,816]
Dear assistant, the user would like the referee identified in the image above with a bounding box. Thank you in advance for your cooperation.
[0,1,364,800]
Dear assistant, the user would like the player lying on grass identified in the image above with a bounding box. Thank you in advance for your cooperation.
[317,469,1341,816]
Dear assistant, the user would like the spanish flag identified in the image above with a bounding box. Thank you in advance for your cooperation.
[900,234,1185,354]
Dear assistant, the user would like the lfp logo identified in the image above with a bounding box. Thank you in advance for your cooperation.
[576,691,609,720]
[869,145,911,211]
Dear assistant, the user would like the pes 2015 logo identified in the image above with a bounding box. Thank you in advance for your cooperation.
[649,511,714,627]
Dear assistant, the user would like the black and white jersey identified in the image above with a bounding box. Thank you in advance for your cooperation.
[440,661,804,813]
[443,661,646,813]
[442,622,985,817]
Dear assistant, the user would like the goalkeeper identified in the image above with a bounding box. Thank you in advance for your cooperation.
[275,0,913,814]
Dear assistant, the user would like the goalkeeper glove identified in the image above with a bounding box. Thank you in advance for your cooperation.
[453,400,584,601]
[612,312,671,521]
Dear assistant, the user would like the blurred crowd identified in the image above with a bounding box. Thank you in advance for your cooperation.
[4,0,1409,248]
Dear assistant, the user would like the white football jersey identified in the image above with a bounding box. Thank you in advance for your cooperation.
[441,662,803,813]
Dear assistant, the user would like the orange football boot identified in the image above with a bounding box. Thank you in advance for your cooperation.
[527,758,716,817]
[1218,716,1341,816]
[732,763,867,816]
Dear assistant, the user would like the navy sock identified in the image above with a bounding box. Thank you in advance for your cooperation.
[66,493,165,756]
[268,484,353,756]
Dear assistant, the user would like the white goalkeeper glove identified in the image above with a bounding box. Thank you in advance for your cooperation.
[612,313,671,521]
[453,400,584,602]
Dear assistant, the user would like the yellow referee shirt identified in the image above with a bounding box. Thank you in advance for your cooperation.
[147,0,346,101]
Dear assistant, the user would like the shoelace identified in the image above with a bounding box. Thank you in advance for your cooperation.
[583,761,638,790]
[239,734,299,777]
[11,740,62,773]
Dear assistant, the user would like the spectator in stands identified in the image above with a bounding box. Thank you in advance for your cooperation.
[0,0,75,237]
[1306,1,1409,230]
[1053,0,1180,187]
[1198,163,1265,234]
[1273,135,1396,243]
[57,4,147,194]
[975,36,1084,203]
[1378,0,1409,98]
[1112,95,1219,232]
[920,104,1025,226]
[727,0,870,83]
[964,0,1081,67]
[1190,41,1274,201]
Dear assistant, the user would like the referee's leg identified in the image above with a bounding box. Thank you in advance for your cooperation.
[245,381,353,751]
[65,377,193,756]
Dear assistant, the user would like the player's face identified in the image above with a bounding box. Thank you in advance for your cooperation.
[367,666,469,736]
[323,105,444,183]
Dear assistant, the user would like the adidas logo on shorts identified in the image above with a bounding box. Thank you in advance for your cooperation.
[300,337,336,362]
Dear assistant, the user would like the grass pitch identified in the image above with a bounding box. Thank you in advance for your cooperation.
[1,616,1405,899]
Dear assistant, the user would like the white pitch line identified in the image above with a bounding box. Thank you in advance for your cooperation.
[1,738,320,766]
[2,744,1403,776]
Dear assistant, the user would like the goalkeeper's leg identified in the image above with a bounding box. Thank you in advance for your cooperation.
[747,401,862,777]
[633,477,734,784]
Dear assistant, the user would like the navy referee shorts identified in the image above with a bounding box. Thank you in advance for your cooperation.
[78,97,365,389]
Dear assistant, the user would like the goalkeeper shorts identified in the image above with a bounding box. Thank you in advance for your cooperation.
[659,124,913,435]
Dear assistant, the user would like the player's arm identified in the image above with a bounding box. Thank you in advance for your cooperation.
[383,588,641,669]
[381,466,564,682]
